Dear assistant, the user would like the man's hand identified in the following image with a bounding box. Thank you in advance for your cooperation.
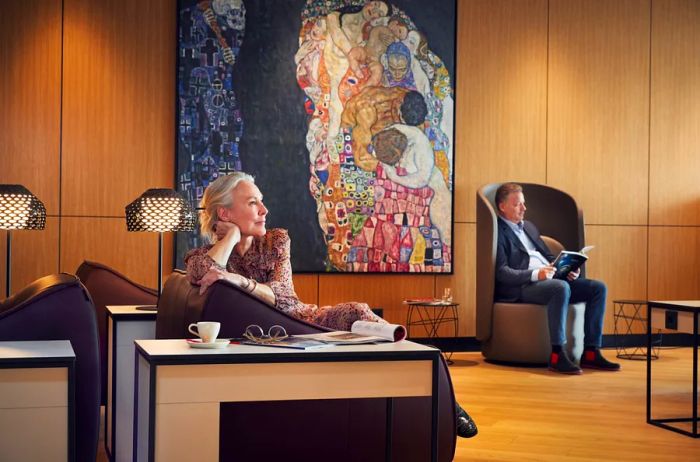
[567,268,580,281]
[538,266,555,281]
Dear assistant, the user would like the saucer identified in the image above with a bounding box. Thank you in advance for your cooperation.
[186,338,230,349]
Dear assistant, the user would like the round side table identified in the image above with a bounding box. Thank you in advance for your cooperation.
[613,299,660,360]
[404,300,459,363]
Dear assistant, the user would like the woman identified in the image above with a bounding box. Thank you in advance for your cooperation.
[185,172,385,331]
[185,172,477,438]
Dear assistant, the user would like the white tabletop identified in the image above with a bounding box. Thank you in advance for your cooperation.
[135,338,438,358]
[0,340,75,360]
[649,300,700,310]
[107,305,158,316]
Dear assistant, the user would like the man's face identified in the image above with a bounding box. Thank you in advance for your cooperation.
[498,191,526,223]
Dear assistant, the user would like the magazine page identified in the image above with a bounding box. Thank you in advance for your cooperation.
[242,337,331,350]
[351,321,407,342]
[295,322,407,344]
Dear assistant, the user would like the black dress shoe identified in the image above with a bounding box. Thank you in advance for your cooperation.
[548,351,582,375]
[580,349,621,371]
[456,406,478,438]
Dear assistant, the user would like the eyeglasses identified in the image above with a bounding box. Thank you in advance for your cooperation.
[243,324,288,344]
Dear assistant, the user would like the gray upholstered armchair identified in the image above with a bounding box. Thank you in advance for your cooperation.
[476,182,586,364]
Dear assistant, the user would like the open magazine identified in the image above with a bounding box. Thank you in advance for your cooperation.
[552,245,594,279]
[294,321,407,345]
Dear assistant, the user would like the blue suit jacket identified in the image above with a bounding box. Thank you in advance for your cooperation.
[494,217,555,302]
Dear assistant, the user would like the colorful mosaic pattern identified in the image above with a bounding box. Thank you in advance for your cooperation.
[296,0,454,272]
[177,0,246,252]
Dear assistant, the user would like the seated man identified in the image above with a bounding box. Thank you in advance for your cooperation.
[493,183,620,374]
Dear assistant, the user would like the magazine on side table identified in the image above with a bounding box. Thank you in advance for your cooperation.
[294,321,407,345]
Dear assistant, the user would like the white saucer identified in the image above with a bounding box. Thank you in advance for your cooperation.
[186,339,230,349]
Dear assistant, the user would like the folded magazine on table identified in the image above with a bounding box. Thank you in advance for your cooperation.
[294,321,407,345]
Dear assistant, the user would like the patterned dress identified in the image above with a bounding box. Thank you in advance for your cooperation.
[185,228,385,331]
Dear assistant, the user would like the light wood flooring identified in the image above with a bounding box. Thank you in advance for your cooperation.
[97,348,699,461]
[452,348,700,461]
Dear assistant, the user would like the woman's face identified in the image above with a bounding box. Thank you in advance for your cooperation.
[219,181,268,237]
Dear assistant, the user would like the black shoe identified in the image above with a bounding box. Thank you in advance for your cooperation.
[456,406,478,438]
[580,349,621,371]
[548,351,582,375]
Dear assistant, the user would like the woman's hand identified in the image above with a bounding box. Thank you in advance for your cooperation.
[215,221,241,243]
[197,267,250,295]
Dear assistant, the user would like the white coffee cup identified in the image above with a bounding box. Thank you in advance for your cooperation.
[188,321,221,343]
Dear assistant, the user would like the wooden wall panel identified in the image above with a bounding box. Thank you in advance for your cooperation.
[649,0,700,225]
[292,274,318,307]
[0,0,61,214]
[548,0,650,225]
[318,274,435,327]
[60,217,173,289]
[61,0,175,217]
[0,219,59,297]
[435,223,475,337]
[584,225,647,334]
[648,227,700,300]
[456,0,548,222]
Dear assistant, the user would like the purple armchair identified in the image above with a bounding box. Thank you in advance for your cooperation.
[0,273,100,462]
[75,260,157,405]
[156,271,457,462]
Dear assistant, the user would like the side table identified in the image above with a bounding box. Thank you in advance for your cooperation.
[404,300,459,362]
[613,300,660,360]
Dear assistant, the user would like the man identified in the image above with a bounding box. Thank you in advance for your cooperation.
[494,183,620,374]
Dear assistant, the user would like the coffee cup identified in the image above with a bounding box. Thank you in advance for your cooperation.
[188,321,221,343]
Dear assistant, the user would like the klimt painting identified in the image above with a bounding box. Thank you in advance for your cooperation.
[176,0,455,273]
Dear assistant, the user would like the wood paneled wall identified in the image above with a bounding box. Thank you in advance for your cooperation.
[2,0,699,339]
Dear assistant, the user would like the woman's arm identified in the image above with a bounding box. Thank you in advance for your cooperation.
[206,221,240,266]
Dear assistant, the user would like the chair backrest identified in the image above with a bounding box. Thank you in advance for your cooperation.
[155,271,329,340]
[75,260,157,405]
[0,274,100,462]
[476,182,585,342]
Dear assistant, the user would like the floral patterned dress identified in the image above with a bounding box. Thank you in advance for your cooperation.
[185,228,385,331]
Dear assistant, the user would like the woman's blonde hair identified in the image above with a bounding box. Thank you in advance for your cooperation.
[199,172,255,243]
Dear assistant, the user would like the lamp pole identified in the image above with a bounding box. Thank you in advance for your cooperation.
[5,231,10,298]
[157,232,163,297]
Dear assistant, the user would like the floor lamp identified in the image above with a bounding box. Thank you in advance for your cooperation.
[125,188,195,308]
[0,185,47,298]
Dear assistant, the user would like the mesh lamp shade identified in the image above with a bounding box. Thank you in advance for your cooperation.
[0,184,47,298]
[0,184,46,231]
[125,188,195,300]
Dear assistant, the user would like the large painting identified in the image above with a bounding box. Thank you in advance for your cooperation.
[176,0,455,273]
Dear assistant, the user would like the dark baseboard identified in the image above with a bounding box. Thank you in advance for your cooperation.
[409,333,697,353]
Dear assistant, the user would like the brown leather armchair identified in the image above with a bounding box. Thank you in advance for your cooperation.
[476,182,586,364]
[75,261,157,405]
[156,271,457,462]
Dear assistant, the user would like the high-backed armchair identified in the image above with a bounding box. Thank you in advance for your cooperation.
[156,271,457,462]
[75,260,157,405]
[476,182,586,364]
[0,274,100,462]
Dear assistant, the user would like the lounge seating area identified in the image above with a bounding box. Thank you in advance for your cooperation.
[2,1,700,461]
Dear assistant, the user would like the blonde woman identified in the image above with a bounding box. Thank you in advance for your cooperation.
[185,172,384,331]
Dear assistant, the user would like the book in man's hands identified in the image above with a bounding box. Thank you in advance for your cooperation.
[552,245,595,279]
[294,321,407,345]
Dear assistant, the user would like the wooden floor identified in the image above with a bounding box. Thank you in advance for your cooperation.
[97,348,699,461]
[452,348,700,461]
